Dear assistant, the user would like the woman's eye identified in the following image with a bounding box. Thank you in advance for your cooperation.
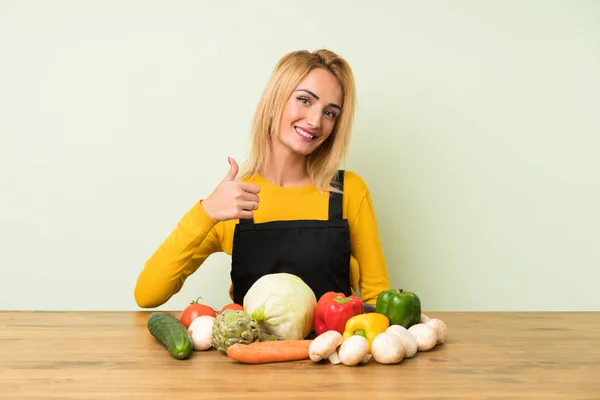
[297,96,310,105]
[325,110,337,119]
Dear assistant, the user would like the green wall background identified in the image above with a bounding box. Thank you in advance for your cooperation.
[1,1,598,311]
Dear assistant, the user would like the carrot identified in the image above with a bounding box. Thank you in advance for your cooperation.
[226,340,313,364]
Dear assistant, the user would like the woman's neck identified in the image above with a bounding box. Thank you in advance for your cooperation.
[261,142,311,187]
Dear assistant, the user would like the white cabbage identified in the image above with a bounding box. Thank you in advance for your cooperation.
[243,273,317,340]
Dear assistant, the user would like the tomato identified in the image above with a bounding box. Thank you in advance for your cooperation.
[179,297,217,328]
[220,303,244,313]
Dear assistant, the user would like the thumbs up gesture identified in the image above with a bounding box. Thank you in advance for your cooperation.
[200,157,261,221]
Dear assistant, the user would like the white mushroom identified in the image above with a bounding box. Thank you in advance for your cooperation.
[338,335,369,366]
[426,318,448,344]
[188,315,215,351]
[386,325,418,358]
[420,313,431,323]
[371,332,405,364]
[408,323,437,351]
[328,350,341,364]
[309,330,343,362]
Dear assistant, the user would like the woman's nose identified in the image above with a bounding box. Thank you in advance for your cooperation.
[306,109,321,128]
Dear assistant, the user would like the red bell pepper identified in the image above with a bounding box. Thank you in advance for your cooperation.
[314,292,364,335]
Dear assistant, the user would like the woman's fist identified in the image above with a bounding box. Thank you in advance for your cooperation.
[201,157,261,221]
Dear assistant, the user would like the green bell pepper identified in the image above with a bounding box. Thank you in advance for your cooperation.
[375,289,421,328]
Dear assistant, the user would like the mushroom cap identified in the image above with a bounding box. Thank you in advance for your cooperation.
[371,332,405,364]
[386,325,418,358]
[408,323,437,351]
[338,335,369,366]
[309,330,343,362]
[426,318,448,344]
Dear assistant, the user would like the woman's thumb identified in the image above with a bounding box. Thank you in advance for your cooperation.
[224,157,239,181]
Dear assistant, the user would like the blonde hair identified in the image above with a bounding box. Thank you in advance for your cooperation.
[239,49,356,193]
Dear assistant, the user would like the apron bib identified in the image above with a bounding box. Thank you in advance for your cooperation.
[230,170,351,304]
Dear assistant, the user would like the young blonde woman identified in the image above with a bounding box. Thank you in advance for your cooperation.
[134,49,391,308]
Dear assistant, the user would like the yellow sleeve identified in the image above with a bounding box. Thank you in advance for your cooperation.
[350,188,392,305]
[134,201,223,308]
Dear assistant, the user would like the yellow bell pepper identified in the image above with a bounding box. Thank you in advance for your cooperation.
[342,312,390,351]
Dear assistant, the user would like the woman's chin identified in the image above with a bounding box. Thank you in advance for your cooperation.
[272,133,321,157]
[291,144,317,156]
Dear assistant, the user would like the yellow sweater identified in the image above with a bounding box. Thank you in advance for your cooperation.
[134,171,391,307]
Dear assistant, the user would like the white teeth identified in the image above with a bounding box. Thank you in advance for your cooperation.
[295,127,314,139]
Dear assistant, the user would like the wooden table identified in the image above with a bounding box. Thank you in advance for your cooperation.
[1,311,599,399]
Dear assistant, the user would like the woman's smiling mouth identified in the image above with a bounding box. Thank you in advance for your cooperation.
[295,126,316,141]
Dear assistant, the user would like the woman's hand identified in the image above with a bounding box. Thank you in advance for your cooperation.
[201,157,261,221]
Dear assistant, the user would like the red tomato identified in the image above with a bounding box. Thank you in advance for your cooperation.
[179,297,217,328]
[220,303,244,313]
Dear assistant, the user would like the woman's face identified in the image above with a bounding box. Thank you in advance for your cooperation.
[275,68,344,156]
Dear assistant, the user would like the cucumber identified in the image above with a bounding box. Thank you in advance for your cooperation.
[147,312,193,360]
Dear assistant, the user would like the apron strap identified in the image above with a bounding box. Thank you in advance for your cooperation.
[238,216,254,227]
[328,170,345,220]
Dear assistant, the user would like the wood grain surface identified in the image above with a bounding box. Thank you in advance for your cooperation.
[1,311,599,399]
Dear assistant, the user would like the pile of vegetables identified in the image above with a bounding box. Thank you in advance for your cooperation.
[146,273,448,366]
[146,300,245,360]
[308,288,447,366]
[309,312,447,366]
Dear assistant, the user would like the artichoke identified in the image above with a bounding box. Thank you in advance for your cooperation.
[212,309,278,353]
